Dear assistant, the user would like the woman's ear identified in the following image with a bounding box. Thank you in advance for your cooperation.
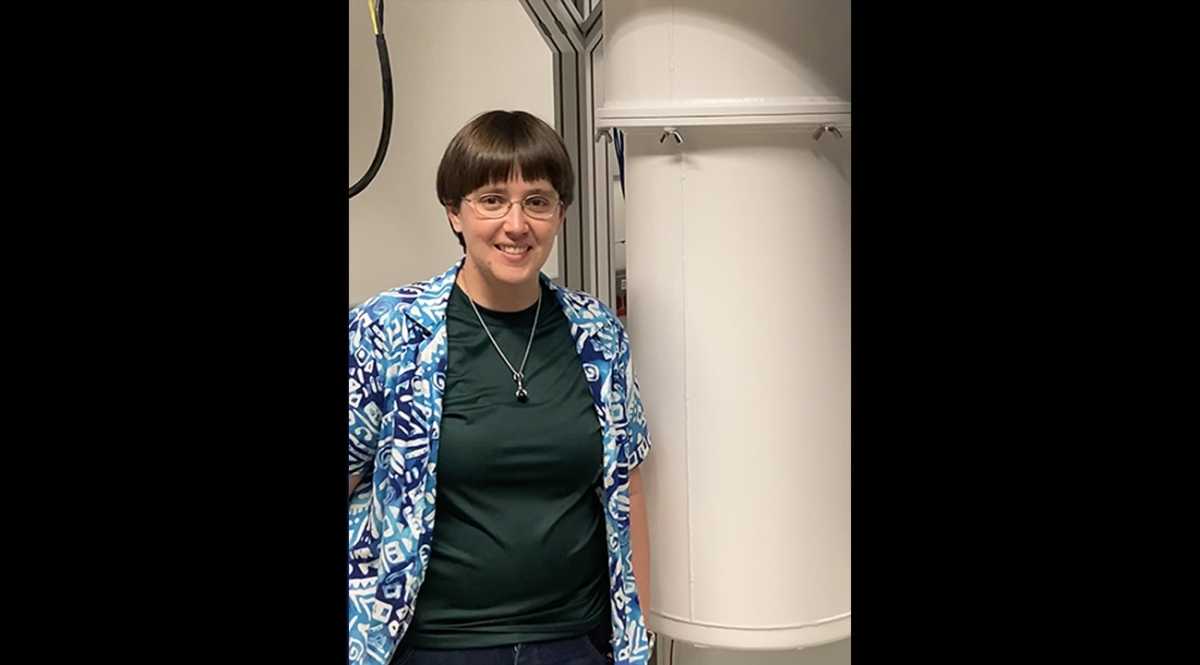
[446,205,463,234]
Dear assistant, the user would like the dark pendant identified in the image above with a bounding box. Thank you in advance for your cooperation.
[514,372,528,402]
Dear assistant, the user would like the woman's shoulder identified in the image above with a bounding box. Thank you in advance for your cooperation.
[350,266,458,332]
[550,282,620,322]
[547,281,628,346]
[351,281,427,324]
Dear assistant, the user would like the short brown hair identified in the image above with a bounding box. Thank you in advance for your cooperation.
[436,110,574,250]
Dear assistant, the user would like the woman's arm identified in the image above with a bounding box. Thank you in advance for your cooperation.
[629,467,652,613]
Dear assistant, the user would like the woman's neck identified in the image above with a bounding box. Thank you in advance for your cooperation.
[457,262,541,312]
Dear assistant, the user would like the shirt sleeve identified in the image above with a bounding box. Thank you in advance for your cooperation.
[348,305,385,478]
[616,320,653,471]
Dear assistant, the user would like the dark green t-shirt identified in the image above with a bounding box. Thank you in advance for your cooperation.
[404,280,609,648]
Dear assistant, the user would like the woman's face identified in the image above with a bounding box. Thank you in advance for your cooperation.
[448,174,563,293]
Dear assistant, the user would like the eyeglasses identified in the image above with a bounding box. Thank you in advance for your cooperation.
[462,193,562,220]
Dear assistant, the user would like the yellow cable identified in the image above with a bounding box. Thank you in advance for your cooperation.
[368,0,379,35]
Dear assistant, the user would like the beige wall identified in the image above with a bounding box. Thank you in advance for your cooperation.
[349,0,556,306]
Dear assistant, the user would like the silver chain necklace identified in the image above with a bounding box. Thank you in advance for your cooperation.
[459,277,541,403]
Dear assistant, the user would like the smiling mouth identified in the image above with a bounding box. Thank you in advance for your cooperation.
[495,244,531,256]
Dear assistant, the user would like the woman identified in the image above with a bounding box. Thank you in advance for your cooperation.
[348,110,655,665]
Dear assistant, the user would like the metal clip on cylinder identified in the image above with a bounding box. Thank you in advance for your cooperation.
[812,124,844,141]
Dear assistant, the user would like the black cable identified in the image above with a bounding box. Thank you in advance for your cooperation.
[349,3,393,199]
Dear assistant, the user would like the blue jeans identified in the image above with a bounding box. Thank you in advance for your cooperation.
[390,635,608,665]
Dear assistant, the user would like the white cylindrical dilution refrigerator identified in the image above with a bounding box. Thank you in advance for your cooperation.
[599,0,851,651]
